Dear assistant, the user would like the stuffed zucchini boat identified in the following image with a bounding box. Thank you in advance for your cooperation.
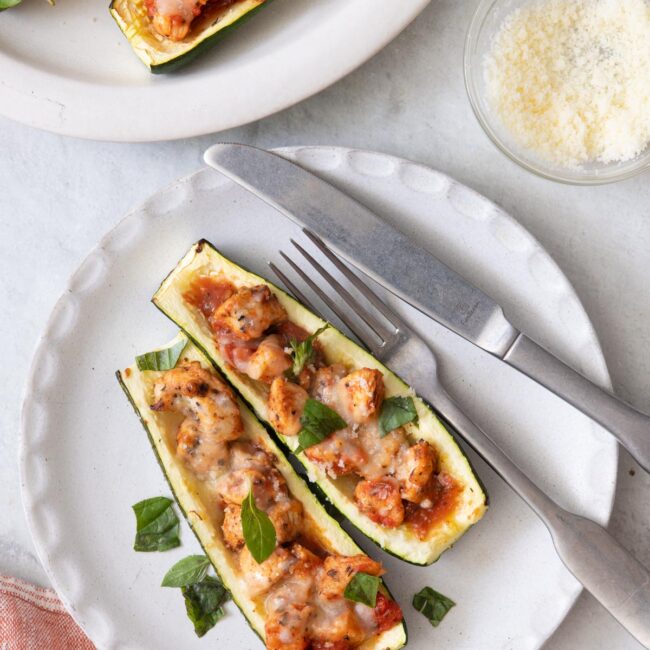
[110,0,268,73]
[117,333,406,650]
[152,241,488,566]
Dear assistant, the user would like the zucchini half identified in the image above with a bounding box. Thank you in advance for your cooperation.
[152,241,488,566]
[110,0,267,74]
[117,333,406,649]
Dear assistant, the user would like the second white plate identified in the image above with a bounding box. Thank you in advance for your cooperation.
[21,147,617,649]
[0,0,428,141]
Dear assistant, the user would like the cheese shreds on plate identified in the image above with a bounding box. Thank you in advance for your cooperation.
[484,0,650,168]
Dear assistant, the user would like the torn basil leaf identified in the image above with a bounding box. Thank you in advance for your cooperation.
[379,396,418,437]
[0,0,22,10]
[297,398,347,451]
[297,427,326,451]
[0,0,54,7]
[135,336,188,371]
[241,489,276,563]
[162,555,210,588]
[412,586,455,627]
[132,496,180,552]
[182,576,229,637]
[288,325,329,378]
[344,572,380,608]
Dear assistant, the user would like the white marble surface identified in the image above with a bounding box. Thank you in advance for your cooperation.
[0,1,648,648]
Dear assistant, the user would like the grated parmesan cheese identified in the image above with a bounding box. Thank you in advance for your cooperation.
[484,0,650,167]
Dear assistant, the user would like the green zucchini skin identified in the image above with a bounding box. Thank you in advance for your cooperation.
[117,338,407,649]
[109,0,269,74]
[151,241,488,566]
[115,370,264,645]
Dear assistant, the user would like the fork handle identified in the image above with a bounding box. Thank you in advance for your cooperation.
[504,334,650,473]
[429,385,650,647]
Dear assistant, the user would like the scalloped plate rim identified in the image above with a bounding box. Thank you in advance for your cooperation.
[19,145,617,649]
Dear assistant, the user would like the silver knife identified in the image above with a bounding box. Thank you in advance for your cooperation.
[204,143,650,473]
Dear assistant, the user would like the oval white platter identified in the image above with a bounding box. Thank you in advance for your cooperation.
[20,147,617,649]
[0,0,429,141]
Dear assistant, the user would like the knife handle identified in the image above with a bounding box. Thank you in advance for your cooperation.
[547,509,650,648]
[430,386,650,648]
[504,334,650,473]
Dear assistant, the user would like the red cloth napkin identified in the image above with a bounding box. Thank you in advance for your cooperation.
[0,574,95,649]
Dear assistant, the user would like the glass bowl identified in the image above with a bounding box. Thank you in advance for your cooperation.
[464,0,650,185]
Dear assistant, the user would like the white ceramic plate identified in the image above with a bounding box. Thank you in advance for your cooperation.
[21,147,617,650]
[0,0,428,142]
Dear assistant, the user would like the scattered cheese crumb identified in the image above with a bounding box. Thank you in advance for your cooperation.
[484,0,650,167]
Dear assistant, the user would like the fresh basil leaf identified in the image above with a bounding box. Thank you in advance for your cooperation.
[344,572,380,608]
[299,398,347,444]
[412,586,455,627]
[379,396,418,437]
[241,489,276,563]
[297,427,326,451]
[288,325,329,377]
[0,0,22,9]
[136,336,188,371]
[295,398,347,451]
[132,496,180,552]
[162,555,210,588]
[182,576,229,638]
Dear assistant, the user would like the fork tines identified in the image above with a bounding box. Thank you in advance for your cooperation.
[269,229,405,354]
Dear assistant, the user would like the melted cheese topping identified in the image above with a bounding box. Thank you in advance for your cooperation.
[154,0,196,21]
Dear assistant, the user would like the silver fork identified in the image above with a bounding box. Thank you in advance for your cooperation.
[270,229,650,648]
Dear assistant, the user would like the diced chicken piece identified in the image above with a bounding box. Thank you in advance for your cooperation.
[228,440,275,472]
[217,334,259,374]
[264,553,315,650]
[246,334,292,383]
[265,602,312,650]
[151,362,243,443]
[354,478,405,528]
[213,285,286,341]
[268,376,309,436]
[175,419,230,474]
[268,499,303,544]
[151,362,242,474]
[309,598,366,647]
[318,554,384,601]
[151,13,191,40]
[396,441,437,504]
[310,364,347,405]
[289,543,322,575]
[215,467,287,509]
[239,545,295,597]
[304,432,367,478]
[356,425,407,480]
[338,368,385,424]
[222,504,244,549]
[146,0,208,41]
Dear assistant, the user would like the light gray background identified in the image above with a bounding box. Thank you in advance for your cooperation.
[1,1,648,648]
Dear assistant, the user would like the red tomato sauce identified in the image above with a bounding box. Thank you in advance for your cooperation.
[183,277,235,323]
[404,473,461,540]
[272,319,311,346]
[374,592,404,633]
